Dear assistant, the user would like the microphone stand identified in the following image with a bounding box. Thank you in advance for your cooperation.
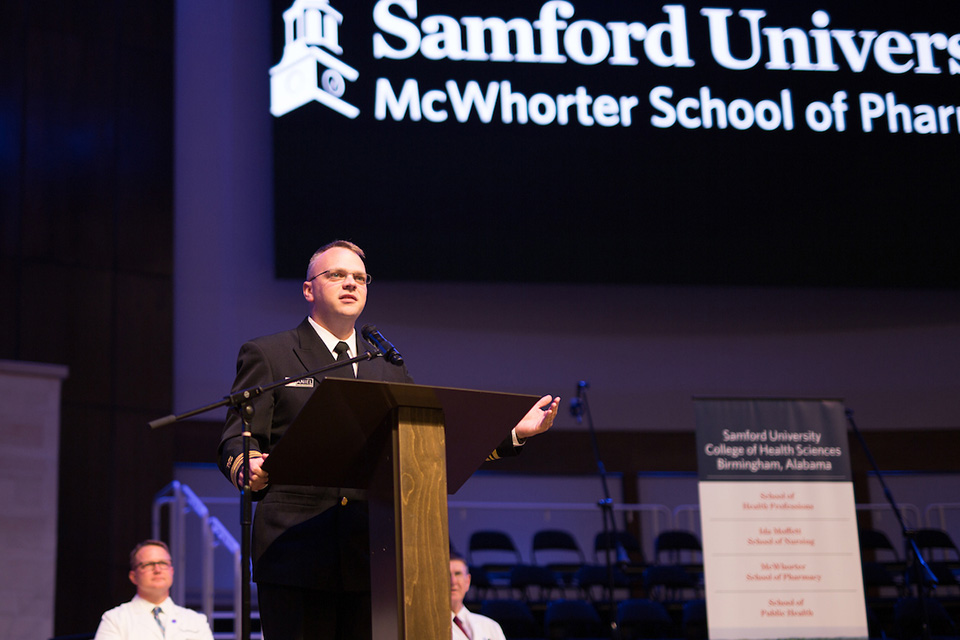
[846,408,936,640]
[571,381,622,639]
[148,351,380,640]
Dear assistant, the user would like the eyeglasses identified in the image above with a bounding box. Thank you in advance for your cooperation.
[136,560,172,572]
[307,269,372,285]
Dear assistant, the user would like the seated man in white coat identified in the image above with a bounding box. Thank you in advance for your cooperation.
[450,553,506,640]
[94,539,213,640]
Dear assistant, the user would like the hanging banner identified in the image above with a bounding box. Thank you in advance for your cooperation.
[694,398,867,640]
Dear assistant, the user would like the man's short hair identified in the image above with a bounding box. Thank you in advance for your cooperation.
[306,240,366,279]
[129,539,170,570]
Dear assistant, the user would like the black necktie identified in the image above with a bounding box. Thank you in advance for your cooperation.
[334,341,354,377]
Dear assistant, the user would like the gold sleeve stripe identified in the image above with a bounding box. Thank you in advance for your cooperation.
[229,451,263,490]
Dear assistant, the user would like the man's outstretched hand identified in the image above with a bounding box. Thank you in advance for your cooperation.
[514,395,561,441]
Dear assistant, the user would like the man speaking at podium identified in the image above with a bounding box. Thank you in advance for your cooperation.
[218,240,559,640]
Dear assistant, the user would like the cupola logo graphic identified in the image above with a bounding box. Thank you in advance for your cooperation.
[270,0,360,119]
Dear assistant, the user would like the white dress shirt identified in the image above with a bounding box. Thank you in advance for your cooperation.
[94,595,214,640]
[452,606,507,640]
[307,316,358,376]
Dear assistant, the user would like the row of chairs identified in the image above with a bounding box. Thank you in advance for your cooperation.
[465,526,960,599]
[472,563,704,605]
[478,597,706,640]
[469,526,959,575]
[464,526,960,638]
[861,527,960,598]
[467,529,702,569]
[464,528,704,604]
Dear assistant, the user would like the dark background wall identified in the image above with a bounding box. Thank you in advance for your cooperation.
[1,1,182,633]
[2,1,959,636]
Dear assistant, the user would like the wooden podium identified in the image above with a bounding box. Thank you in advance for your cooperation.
[261,378,538,640]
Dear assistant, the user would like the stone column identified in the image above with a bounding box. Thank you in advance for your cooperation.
[0,360,69,640]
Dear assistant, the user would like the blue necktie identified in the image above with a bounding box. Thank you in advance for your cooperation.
[152,606,165,636]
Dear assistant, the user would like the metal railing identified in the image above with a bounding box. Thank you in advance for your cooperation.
[153,482,952,639]
[448,500,671,528]
[673,502,927,533]
[856,501,923,529]
[925,501,960,531]
[673,503,702,534]
[152,481,249,639]
[448,499,675,561]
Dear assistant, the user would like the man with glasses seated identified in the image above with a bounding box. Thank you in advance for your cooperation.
[218,240,560,640]
[451,553,506,640]
[94,539,213,639]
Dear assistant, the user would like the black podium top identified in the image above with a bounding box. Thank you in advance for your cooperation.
[262,378,538,493]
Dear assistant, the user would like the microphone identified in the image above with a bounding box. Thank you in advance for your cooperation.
[570,380,588,417]
[361,324,404,366]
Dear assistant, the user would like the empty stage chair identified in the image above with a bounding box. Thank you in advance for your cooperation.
[543,599,608,640]
[911,528,960,595]
[861,561,902,598]
[859,527,904,598]
[594,530,643,566]
[654,530,702,566]
[469,530,524,596]
[532,529,587,588]
[860,528,900,558]
[913,528,960,557]
[652,530,703,599]
[510,563,562,604]
[466,565,494,605]
[616,598,674,640]
[575,564,632,603]
[642,564,700,603]
[481,599,543,640]
[594,529,645,590]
